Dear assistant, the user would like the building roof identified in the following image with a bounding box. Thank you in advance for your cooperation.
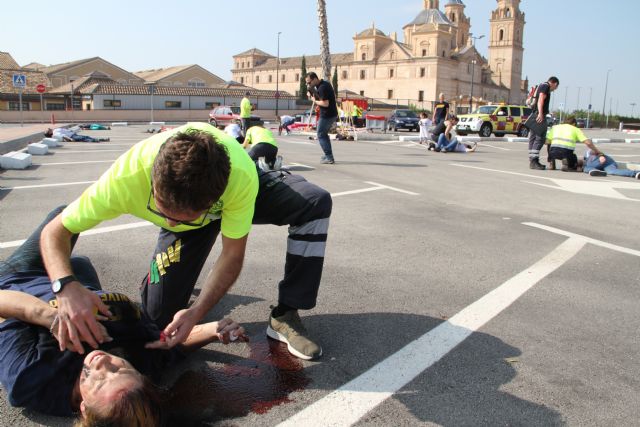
[0,52,20,69]
[22,62,46,70]
[0,69,50,94]
[65,82,295,99]
[251,53,354,70]
[233,48,274,58]
[37,57,101,75]
[49,71,116,94]
[446,0,464,5]
[356,28,387,38]
[405,9,452,27]
[134,64,225,84]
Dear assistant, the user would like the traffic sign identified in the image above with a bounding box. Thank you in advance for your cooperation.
[36,84,46,93]
[12,74,26,88]
[588,104,592,110]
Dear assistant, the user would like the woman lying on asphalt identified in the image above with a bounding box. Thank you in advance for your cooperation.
[0,206,246,426]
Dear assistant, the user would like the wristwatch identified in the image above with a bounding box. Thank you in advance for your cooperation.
[51,275,77,294]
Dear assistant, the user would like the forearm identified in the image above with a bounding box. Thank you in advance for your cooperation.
[316,99,329,108]
[179,323,218,352]
[40,215,75,281]
[584,139,600,153]
[0,290,57,328]
[189,238,246,320]
[537,96,545,115]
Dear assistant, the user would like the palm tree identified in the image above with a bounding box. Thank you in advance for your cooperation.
[317,0,331,81]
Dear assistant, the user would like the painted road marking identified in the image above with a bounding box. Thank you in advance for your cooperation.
[37,160,116,166]
[523,222,640,257]
[0,182,418,249]
[54,149,125,154]
[1,180,96,191]
[480,143,511,151]
[279,236,586,427]
[452,163,640,201]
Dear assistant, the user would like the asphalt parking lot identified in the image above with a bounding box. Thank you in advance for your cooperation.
[1,124,639,426]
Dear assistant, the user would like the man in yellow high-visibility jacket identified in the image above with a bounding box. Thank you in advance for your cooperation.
[546,117,601,171]
[240,92,252,135]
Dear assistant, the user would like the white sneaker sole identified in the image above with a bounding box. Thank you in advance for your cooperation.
[266,325,322,360]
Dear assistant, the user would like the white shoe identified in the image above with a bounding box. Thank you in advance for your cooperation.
[274,155,283,170]
[258,157,270,171]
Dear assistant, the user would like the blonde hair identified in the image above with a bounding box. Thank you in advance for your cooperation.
[75,377,166,427]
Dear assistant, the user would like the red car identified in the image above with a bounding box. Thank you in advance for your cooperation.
[208,106,261,128]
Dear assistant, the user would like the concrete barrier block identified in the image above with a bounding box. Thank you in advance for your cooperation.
[149,121,165,126]
[592,138,612,144]
[459,136,481,142]
[507,137,529,143]
[399,136,420,142]
[27,143,49,155]
[112,122,128,127]
[0,152,32,169]
[52,134,63,142]
[625,139,640,144]
[42,138,59,147]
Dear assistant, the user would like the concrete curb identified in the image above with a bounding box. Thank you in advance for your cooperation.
[0,132,43,155]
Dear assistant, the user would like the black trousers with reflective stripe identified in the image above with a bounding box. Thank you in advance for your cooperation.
[140,169,332,328]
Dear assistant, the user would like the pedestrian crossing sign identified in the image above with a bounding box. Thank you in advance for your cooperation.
[12,74,26,88]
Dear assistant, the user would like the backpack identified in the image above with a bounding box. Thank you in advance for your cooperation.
[525,85,539,108]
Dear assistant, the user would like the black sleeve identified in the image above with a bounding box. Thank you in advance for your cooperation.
[317,83,329,101]
[538,83,550,97]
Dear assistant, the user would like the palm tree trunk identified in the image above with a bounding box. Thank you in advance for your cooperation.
[317,0,331,81]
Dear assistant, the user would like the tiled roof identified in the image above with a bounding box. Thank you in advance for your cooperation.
[0,69,50,94]
[135,65,196,82]
[76,83,295,99]
[22,62,46,70]
[49,72,117,94]
[405,9,452,27]
[356,28,387,38]
[233,48,274,58]
[0,52,20,69]
[251,53,353,70]
[38,57,100,75]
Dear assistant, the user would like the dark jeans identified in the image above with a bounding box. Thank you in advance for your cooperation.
[71,134,99,143]
[140,168,333,328]
[548,146,578,169]
[316,116,337,160]
[248,143,278,167]
[528,121,548,161]
[241,118,251,135]
[0,206,101,290]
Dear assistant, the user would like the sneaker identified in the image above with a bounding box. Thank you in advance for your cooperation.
[530,160,546,170]
[589,169,607,177]
[635,172,640,180]
[267,310,322,360]
[258,157,271,171]
[273,155,283,170]
[548,160,556,170]
[320,158,335,164]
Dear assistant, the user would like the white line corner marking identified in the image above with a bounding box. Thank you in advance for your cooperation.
[279,223,640,427]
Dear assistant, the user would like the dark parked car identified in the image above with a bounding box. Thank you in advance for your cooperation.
[387,109,420,132]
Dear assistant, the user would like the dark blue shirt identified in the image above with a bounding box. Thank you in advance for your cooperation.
[0,272,177,416]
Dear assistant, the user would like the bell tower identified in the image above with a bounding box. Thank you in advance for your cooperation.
[488,0,525,103]
[424,0,439,9]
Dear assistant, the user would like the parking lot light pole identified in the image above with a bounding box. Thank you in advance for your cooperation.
[469,60,476,113]
[275,31,281,117]
[631,102,637,118]
[602,69,612,118]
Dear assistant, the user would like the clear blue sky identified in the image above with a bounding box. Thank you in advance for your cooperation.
[2,0,638,116]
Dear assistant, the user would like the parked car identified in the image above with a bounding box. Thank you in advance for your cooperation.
[208,106,261,128]
[456,104,532,137]
[575,118,586,128]
[387,109,420,132]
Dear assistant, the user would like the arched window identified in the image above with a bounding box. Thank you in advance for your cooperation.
[505,8,511,18]
[342,70,348,79]
[361,52,366,61]
[452,13,456,22]
[360,70,366,80]
[499,29,504,41]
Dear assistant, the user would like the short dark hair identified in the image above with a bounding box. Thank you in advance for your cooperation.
[548,76,560,85]
[245,91,250,96]
[306,72,319,81]
[565,116,577,126]
[152,130,231,212]
[44,128,53,137]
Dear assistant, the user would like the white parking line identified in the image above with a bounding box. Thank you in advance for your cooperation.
[0,182,417,248]
[278,236,586,427]
[1,181,96,191]
[38,160,116,166]
[55,149,124,154]
[480,143,511,151]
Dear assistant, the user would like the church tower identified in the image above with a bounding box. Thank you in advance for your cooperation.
[444,0,470,50]
[488,0,525,103]
[424,0,439,9]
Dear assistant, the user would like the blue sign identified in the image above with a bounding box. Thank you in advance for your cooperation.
[12,74,26,88]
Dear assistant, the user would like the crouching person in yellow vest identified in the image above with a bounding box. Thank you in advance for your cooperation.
[243,123,279,169]
[546,117,600,171]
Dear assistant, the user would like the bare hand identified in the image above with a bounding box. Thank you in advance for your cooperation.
[55,282,112,353]
[536,114,544,124]
[213,317,248,344]
[155,308,200,349]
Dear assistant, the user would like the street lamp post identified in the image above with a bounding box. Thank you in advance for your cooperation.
[275,31,282,117]
[631,102,637,118]
[602,69,612,118]
[576,86,581,112]
[469,59,476,113]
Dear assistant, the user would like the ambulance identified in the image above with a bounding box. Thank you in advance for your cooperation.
[456,104,532,137]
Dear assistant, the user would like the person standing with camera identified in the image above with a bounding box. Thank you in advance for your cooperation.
[305,72,338,164]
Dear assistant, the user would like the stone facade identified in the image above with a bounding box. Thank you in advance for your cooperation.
[232,0,528,111]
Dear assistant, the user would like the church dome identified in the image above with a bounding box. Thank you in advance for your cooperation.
[446,0,464,5]
[356,28,387,37]
[406,9,452,26]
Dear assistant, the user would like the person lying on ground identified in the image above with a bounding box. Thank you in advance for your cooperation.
[44,128,109,143]
[582,149,640,179]
[0,207,246,425]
